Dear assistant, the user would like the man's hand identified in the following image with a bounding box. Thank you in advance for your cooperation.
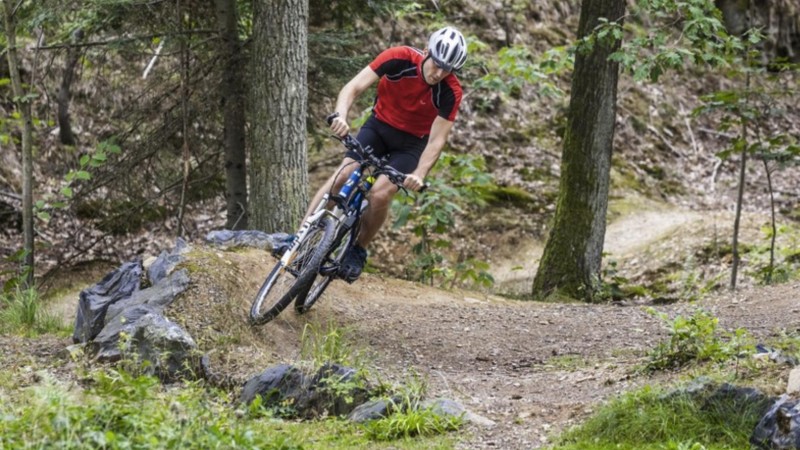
[329,115,349,137]
[403,173,425,192]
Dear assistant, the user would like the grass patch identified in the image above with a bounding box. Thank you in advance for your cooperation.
[0,367,458,449]
[551,384,764,450]
[546,354,589,370]
[0,288,67,336]
[364,406,463,441]
[363,373,464,442]
[300,321,369,371]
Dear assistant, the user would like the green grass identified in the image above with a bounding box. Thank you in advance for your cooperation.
[0,288,67,336]
[364,406,463,441]
[550,384,764,450]
[300,321,367,370]
[0,367,458,449]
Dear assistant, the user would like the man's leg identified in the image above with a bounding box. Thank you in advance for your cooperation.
[356,175,397,248]
[338,175,397,282]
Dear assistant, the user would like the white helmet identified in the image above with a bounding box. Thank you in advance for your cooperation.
[428,26,467,72]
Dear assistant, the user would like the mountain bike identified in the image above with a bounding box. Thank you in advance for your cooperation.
[249,113,423,326]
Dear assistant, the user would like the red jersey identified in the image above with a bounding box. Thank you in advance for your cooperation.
[368,46,463,138]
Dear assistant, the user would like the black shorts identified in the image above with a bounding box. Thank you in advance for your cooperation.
[345,115,429,175]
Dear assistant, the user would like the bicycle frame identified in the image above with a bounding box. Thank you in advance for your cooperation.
[279,161,374,270]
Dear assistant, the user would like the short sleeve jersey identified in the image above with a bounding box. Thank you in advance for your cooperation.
[368,46,463,138]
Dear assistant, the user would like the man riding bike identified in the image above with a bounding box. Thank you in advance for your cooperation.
[297,26,468,282]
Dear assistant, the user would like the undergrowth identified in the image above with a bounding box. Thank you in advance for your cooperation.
[646,308,754,372]
[0,366,457,449]
[364,373,464,441]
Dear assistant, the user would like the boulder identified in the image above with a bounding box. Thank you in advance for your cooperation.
[125,313,201,381]
[240,364,306,406]
[240,363,371,419]
[751,396,800,449]
[146,237,188,285]
[73,261,142,344]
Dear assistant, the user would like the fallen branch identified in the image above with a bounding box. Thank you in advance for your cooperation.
[697,127,736,139]
[709,158,724,191]
[0,190,21,201]
[647,124,684,157]
[679,102,699,154]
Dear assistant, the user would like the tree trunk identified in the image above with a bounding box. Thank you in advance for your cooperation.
[248,0,308,233]
[57,29,83,146]
[531,0,626,302]
[3,0,35,287]
[214,0,248,230]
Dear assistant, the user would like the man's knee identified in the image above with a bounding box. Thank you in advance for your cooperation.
[368,182,397,208]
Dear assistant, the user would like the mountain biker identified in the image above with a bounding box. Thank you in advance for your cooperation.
[308,26,468,283]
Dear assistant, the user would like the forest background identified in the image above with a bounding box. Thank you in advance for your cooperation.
[1,0,799,300]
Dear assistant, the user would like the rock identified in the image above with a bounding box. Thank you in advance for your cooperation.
[94,304,161,362]
[751,396,800,449]
[104,269,190,325]
[423,398,497,428]
[240,363,372,419]
[72,261,142,344]
[296,363,371,418]
[126,313,201,381]
[205,229,292,250]
[756,344,800,366]
[146,238,189,285]
[787,368,800,395]
[348,397,401,423]
[700,383,774,418]
[240,364,306,406]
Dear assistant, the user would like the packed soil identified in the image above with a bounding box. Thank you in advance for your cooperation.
[8,202,795,449]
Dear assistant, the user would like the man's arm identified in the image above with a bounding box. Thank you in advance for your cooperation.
[330,66,380,136]
[404,116,454,192]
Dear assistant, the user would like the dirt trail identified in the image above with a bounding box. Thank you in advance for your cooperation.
[490,201,703,296]
[258,203,795,448]
[294,261,798,449]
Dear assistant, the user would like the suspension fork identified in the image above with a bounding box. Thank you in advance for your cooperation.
[279,195,335,267]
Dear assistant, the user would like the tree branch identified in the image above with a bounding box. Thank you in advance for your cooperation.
[35,30,215,51]
[0,190,22,200]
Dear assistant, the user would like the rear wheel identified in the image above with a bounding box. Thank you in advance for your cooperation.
[249,217,336,325]
[294,223,356,314]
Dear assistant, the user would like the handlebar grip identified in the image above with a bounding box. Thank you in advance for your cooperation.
[326,112,340,126]
[419,184,429,193]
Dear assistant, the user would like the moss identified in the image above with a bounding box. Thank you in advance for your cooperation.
[609,162,644,194]
[481,185,536,208]
[534,287,582,303]
[630,115,648,135]
[641,164,665,180]
[529,26,570,46]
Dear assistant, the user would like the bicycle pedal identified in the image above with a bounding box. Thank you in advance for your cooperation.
[320,265,338,277]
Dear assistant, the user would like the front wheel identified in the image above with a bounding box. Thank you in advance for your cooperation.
[249,217,336,325]
[294,222,356,314]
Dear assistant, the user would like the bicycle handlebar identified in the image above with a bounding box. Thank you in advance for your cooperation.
[326,113,427,193]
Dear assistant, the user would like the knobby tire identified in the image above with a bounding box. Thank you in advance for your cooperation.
[249,217,336,325]
[294,223,356,314]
